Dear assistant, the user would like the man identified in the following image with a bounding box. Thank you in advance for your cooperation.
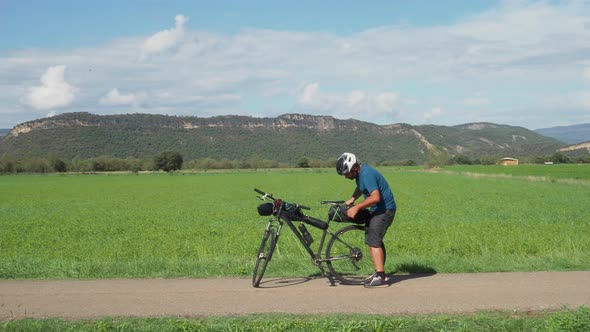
[336,152,397,288]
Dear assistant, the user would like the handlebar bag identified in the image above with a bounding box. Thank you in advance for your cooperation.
[257,202,274,216]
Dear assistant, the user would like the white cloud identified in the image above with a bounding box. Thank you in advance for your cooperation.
[99,88,140,106]
[347,90,366,108]
[296,82,401,120]
[462,92,490,106]
[578,91,590,109]
[299,82,321,106]
[423,107,443,123]
[4,2,590,128]
[375,93,400,113]
[141,14,188,58]
[22,65,76,110]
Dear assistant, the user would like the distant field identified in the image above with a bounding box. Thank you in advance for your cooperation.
[0,165,589,279]
[444,164,590,181]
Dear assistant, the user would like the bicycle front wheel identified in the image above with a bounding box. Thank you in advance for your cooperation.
[252,224,278,287]
[325,224,373,285]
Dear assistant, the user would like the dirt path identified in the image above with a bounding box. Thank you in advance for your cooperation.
[1,271,589,319]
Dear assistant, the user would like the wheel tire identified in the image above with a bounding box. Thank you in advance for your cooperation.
[252,225,278,287]
[325,224,374,285]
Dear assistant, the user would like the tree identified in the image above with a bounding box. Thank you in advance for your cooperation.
[0,155,16,173]
[51,158,67,173]
[451,154,472,165]
[154,151,184,172]
[551,152,570,164]
[297,157,310,168]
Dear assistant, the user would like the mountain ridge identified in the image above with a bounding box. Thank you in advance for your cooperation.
[535,123,590,144]
[5,112,413,137]
[0,112,572,164]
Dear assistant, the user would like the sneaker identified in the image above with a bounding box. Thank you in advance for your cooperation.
[363,272,377,283]
[363,274,390,288]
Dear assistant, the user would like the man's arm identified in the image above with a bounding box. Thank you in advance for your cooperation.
[347,189,381,218]
[345,187,362,206]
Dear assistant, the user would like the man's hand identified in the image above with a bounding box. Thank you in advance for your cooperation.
[347,189,380,218]
[346,204,359,219]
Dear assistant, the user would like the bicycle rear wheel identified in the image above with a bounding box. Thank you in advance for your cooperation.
[252,224,278,287]
[325,224,374,285]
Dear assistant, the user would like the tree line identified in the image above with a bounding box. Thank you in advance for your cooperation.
[0,153,316,174]
[1,151,588,174]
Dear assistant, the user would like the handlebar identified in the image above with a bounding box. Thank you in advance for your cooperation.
[254,188,310,210]
[254,188,329,230]
[254,188,270,198]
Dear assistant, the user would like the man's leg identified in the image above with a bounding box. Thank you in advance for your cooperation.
[369,245,385,273]
[364,245,388,287]
[364,210,395,287]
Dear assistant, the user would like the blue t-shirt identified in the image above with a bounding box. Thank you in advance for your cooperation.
[355,163,396,213]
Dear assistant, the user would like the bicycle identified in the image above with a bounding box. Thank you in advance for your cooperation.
[252,188,374,287]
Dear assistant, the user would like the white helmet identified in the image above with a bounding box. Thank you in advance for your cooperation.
[336,152,357,175]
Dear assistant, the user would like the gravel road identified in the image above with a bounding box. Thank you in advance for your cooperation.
[1,271,589,319]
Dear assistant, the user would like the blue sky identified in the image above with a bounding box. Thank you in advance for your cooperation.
[1,0,589,129]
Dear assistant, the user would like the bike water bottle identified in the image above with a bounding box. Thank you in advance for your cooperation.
[298,223,313,244]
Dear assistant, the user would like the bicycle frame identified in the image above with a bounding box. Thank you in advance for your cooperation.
[263,203,362,285]
[271,214,329,261]
[253,188,372,287]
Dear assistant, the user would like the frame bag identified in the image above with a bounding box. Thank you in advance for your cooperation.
[328,205,370,224]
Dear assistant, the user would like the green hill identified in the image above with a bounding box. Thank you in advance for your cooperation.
[0,112,563,164]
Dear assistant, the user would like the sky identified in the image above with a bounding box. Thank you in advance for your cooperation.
[1,0,590,130]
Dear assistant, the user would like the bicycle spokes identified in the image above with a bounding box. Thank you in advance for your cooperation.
[325,225,373,285]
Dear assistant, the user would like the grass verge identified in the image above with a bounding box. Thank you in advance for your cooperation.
[1,307,589,331]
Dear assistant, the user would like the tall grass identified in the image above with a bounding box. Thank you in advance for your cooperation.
[0,166,589,279]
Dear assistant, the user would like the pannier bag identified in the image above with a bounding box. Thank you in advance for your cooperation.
[328,205,371,224]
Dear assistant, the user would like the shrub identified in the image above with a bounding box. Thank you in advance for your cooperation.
[297,157,310,168]
[51,159,67,173]
[451,154,472,165]
[154,151,184,172]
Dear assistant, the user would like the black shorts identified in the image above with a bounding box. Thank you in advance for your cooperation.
[365,209,396,247]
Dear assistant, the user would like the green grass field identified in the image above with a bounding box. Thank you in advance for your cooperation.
[1,165,589,280]
[3,307,590,332]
